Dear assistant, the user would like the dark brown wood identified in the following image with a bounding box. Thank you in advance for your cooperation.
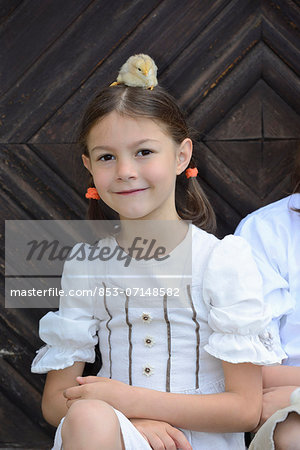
[0,0,299,446]
[0,390,53,447]
[30,0,234,144]
[0,0,93,97]
[0,0,162,142]
[0,0,23,25]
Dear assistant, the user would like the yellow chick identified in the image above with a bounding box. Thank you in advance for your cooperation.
[110,54,158,90]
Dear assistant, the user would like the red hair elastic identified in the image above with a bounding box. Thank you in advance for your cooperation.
[85,187,100,200]
[185,167,198,179]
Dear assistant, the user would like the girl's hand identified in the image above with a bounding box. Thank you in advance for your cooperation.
[254,385,299,431]
[130,418,193,450]
[63,376,137,417]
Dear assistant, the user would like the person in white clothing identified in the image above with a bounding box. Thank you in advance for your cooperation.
[31,56,284,450]
[235,161,300,450]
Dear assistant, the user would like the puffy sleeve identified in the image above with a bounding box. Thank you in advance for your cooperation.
[203,235,287,365]
[31,243,100,373]
[235,214,295,321]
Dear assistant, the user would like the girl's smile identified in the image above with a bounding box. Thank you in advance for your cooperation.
[82,111,192,221]
[114,187,149,195]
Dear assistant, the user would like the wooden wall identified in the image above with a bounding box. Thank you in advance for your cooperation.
[1,0,299,447]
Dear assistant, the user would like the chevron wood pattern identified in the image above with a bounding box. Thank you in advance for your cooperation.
[1,0,299,447]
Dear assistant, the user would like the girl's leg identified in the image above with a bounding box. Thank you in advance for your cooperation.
[61,399,125,450]
[273,412,300,450]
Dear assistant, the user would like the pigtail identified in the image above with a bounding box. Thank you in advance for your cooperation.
[176,157,216,233]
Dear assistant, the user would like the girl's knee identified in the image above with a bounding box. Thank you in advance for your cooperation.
[63,399,119,429]
[61,399,124,449]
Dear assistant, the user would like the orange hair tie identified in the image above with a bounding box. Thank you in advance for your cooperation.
[85,187,100,200]
[185,167,198,179]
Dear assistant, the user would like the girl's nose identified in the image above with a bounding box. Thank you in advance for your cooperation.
[116,158,137,180]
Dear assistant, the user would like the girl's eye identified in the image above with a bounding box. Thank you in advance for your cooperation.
[137,149,153,156]
[98,154,115,161]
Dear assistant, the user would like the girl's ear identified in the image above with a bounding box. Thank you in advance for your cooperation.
[176,138,193,175]
[82,154,93,174]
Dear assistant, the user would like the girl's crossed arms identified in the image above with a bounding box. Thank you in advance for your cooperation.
[42,359,262,449]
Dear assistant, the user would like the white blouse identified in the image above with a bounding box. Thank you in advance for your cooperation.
[32,224,285,449]
[235,194,300,366]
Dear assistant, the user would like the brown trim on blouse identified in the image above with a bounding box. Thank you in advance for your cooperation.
[187,284,200,389]
[102,282,113,379]
[163,294,171,392]
[125,294,133,385]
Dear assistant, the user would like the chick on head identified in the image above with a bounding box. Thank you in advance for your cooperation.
[110,54,158,90]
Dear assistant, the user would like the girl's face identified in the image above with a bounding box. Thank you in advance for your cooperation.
[82,111,192,221]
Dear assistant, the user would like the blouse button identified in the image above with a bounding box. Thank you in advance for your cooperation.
[144,336,155,348]
[143,365,154,377]
[141,312,152,323]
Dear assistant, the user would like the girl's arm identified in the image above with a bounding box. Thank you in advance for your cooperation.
[263,365,300,388]
[42,361,85,427]
[131,361,262,432]
[66,361,262,432]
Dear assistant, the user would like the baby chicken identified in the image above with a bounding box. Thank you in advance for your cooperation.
[110,54,158,90]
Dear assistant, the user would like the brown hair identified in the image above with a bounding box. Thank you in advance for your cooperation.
[78,85,216,233]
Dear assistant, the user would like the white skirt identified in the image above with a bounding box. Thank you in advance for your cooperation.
[52,408,152,450]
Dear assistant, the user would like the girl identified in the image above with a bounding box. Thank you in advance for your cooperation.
[235,156,300,450]
[32,63,285,450]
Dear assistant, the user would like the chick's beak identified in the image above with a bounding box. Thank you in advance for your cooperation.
[143,69,149,76]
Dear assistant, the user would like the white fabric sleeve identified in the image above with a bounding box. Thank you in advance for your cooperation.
[203,235,286,365]
[31,243,100,373]
[235,214,295,320]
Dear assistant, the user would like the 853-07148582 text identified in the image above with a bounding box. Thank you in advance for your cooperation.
[9,286,180,298]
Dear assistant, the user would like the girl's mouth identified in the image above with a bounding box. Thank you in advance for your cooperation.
[115,188,149,195]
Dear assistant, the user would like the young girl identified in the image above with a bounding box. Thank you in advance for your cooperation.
[235,157,300,450]
[32,59,285,450]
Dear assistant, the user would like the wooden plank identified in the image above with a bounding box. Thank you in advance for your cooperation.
[0,297,49,351]
[0,359,52,435]
[0,0,93,96]
[189,43,262,139]
[0,144,86,219]
[262,45,300,115]
[205,80,263,139]
[0,0,161,142]
[262,13,300,76]
[0,390,53,445]
[0,315,45,393]
[199,179,243,237]
[196,142,262,216]
[25,0,233,143]
[0,0,23,26]
[263,0,300,54]
[207,140,298,198]
[262,81,300,138]
[29,143,89,197]
[31,0,258,144]
[162,0,260,109]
